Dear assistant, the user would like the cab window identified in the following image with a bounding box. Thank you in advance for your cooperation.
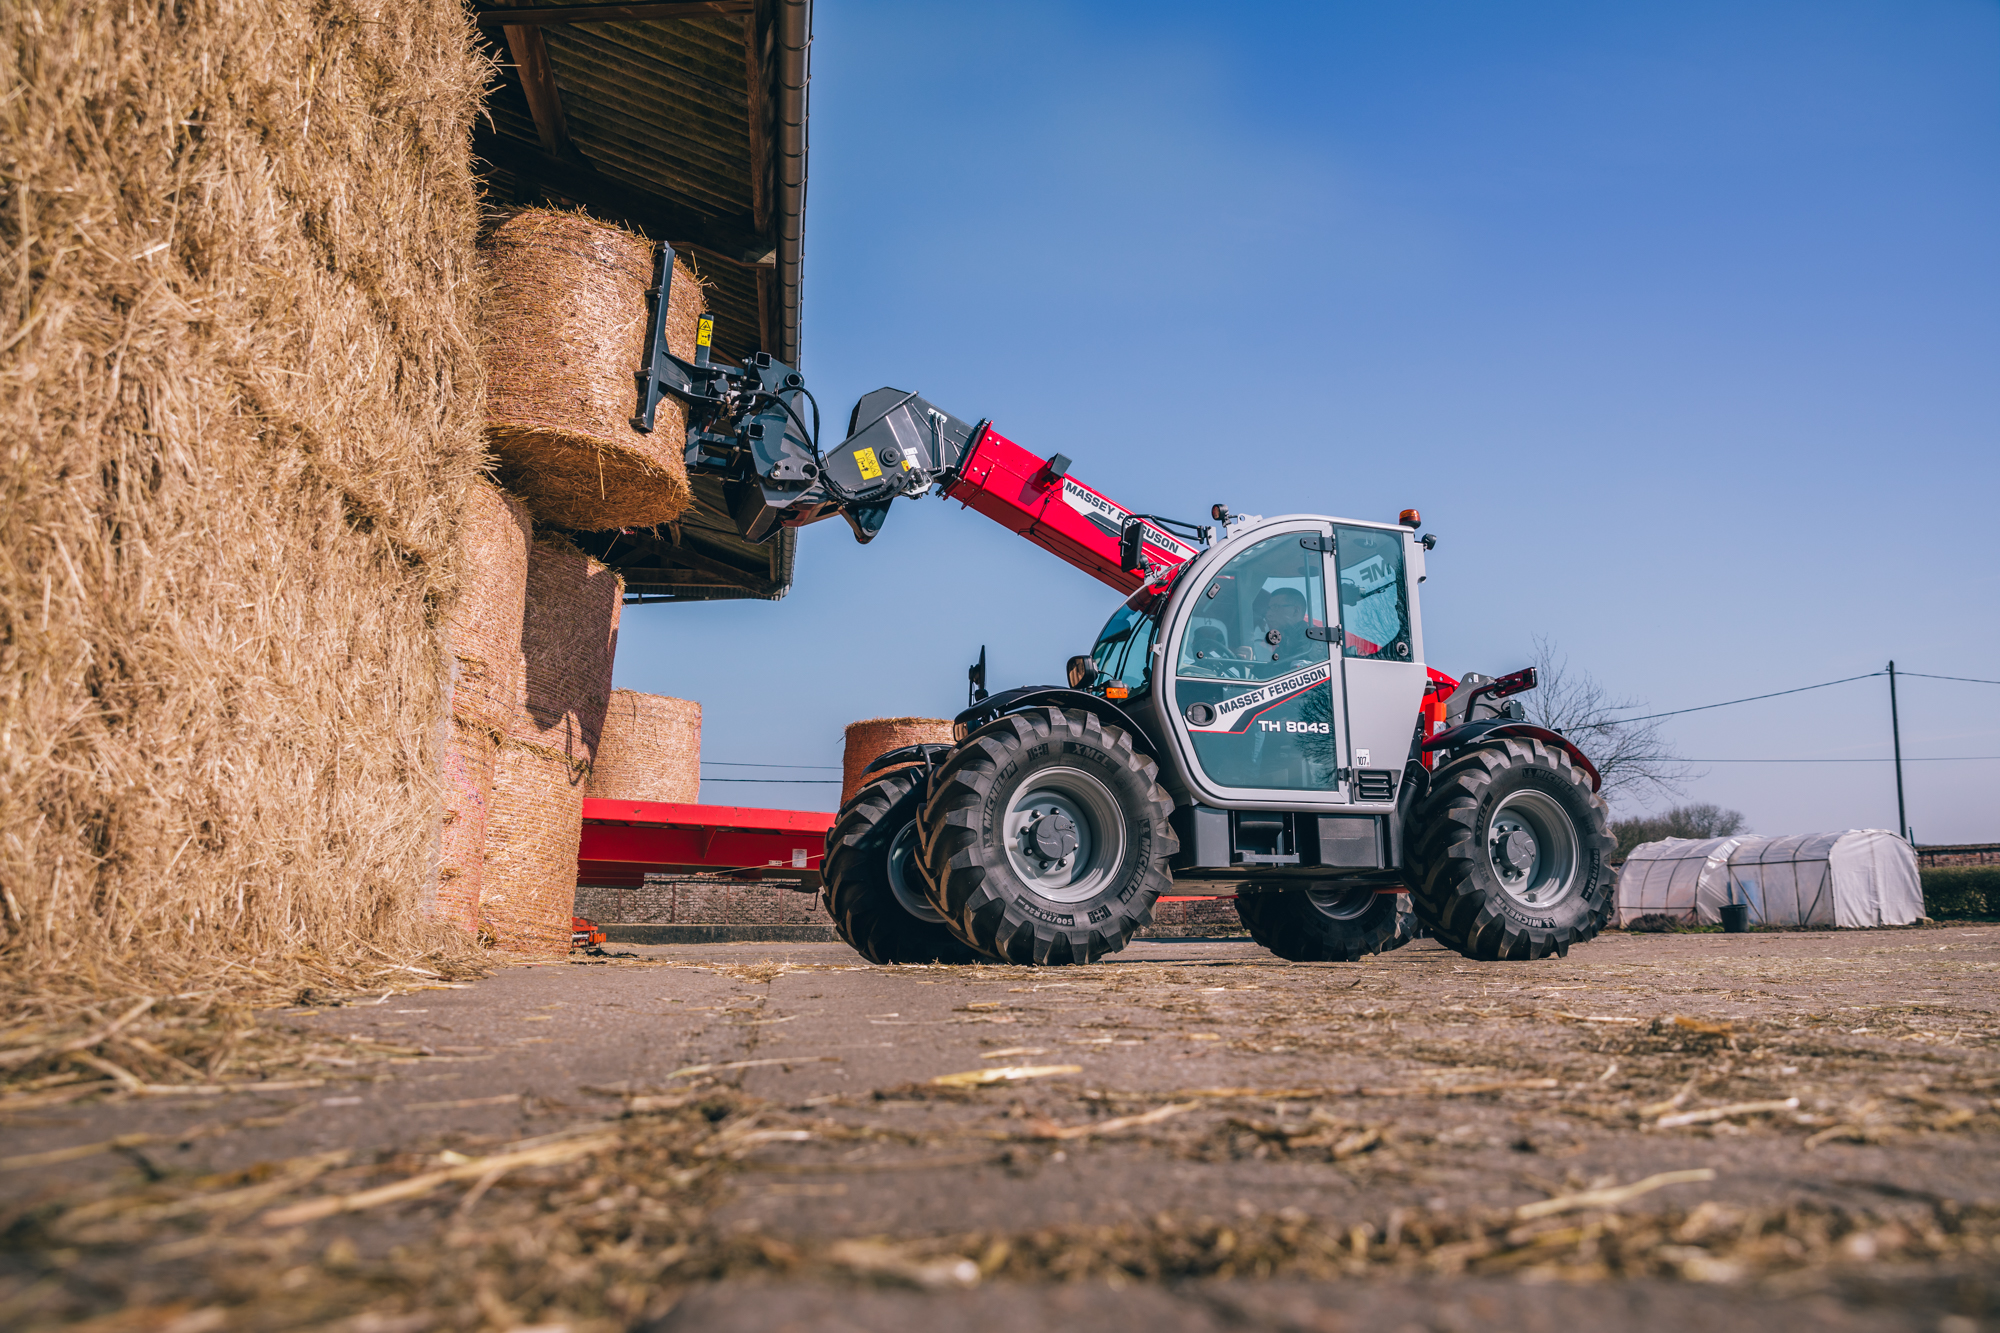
[1335,525,1410,660]
[1173,530,1338,792]
[1174,533,1329,682]
[1089,601,1156,694]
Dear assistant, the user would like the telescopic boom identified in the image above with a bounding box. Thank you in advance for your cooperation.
[631,248,1208,594]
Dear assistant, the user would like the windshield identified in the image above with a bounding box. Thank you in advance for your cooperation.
[1090,601,1157,694]
[1175,532,1329,683]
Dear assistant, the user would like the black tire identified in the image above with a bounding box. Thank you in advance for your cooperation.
[822,768,984,964]
[1234,883,1415,961]
[1406,738,1614,960]
[917,707,1177,965]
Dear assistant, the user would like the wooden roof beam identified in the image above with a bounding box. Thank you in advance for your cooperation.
[497,1,574,157]
[472,2,753,25]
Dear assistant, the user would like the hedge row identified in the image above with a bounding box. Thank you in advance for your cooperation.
[1922,866,2000,920]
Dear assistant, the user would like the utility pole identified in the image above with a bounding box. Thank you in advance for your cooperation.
[1888,660,1909,843]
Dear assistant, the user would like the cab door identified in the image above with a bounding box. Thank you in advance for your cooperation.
[1163,522,1347,805]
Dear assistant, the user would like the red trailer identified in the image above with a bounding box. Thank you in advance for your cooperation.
[576,799,835,891]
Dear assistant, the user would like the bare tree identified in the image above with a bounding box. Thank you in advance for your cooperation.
[1519,636,1692,805]
[1609,803,1747,858]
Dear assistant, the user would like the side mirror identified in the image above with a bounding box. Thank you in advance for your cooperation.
[967,645,988,707]
[1118,519,1144,573]
[1067,655,1100,690]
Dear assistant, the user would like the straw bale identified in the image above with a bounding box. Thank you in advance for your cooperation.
[0,1,491,1003]
[445,483,534,734]
[590,691,703,804]
[482,746,589,956]
[842,718,956,806]
[436,721,501,934]
[482,210,705,530]
[481,538,624,954]
[435,483,532,930]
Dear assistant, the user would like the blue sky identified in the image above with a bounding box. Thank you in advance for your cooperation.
[615,0,2000,842]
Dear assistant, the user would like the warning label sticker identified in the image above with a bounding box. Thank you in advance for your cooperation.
[854,447,882,480]
[1182,660,1335,734]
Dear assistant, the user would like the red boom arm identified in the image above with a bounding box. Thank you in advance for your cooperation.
[939,424,1200,595]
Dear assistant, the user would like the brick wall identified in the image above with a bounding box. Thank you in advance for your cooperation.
[576,874,830,926]
[1146,896,1245,934]
[573,880,1252,936]
[1918,844,2000,868]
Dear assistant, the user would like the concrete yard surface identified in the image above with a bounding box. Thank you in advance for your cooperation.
[3,927,1998,1331]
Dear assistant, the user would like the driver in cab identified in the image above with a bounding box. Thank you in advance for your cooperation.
[1256,587,1321,675]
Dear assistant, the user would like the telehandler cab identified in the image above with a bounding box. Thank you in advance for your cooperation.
[629,250,1616,966]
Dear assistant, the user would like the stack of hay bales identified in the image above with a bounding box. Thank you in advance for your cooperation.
[0,2,489,998]
[481,538,624,954]
[589,692,703,804]
[843,718,956,806]
[453,208,706,954]
[437,484,533,932]
[481,210,704,529]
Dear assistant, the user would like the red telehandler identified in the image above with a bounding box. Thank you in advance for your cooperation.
[629,255,1615,966]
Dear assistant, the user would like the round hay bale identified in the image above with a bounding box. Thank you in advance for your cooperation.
[435,720,499,933]
[444,481,533,733]
[589,690,701,804]
[482,743,588,956]
[482,536,624,956]
[842,717,954,807]
[481,209,704,531]
[435,481,532,931]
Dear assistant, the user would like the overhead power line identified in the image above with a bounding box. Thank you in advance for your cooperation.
[1681,756,2000,764]
[1613,672,1883,722]
[701,761,840,770]
[700,777,841,784]
[1615,665,2000,724]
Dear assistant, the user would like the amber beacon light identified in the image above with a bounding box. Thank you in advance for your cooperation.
[1399,508,1421,528]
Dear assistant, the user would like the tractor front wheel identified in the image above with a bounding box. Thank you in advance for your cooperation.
[1406,738,1614,960]
[917,707,1176,965]
[823,768,985,964]
[1235,882,1417,961]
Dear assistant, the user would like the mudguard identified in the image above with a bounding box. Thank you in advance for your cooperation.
[953,686,1154,756]
[1421,720,1602,793]
[858,742,955,781]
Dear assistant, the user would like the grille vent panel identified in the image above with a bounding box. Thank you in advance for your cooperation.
[1353,769,1396,803]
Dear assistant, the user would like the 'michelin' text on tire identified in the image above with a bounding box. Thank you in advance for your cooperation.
[917,707,1176,965]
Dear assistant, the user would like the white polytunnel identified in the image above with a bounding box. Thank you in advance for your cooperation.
[1614,830,1923,929]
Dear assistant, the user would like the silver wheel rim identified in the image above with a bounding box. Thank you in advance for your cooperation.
[1487,789,1580,910]
[1304,883,1379,921]
[886,821,947,924]
[1003,766,1127,906]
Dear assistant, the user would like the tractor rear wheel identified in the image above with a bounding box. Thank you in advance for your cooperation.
[822,767,984,964]
[917,707,1176,965]
[1406,738,1614,960]
[1234,883,1416,961]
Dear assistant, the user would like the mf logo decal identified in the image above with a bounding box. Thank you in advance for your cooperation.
[1059,478,1197,561]
[1182,661,1335,734]
[1346,553,1395,597]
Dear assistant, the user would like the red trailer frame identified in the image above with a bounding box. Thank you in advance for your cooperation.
[577,799,835,891]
